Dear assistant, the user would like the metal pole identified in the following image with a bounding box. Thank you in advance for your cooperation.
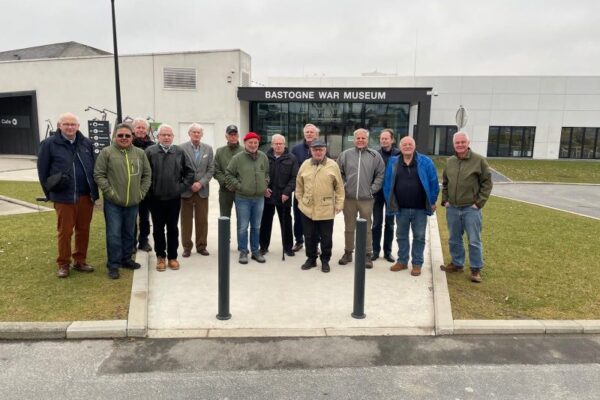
[352,218,367,319]
[216,217,232,320]
[110,0,123,123]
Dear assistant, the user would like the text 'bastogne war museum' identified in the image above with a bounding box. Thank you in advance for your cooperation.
[1,41,599,161]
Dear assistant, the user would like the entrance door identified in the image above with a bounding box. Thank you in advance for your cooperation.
[0,92,39,155]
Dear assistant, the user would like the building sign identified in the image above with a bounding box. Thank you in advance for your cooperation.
[88,120,111,157]
[0,115,30,129]
[238,87,433,103]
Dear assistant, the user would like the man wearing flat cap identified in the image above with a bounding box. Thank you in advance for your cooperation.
[225,132,269,264]
[295,139,344,273]
[214,124,243,217]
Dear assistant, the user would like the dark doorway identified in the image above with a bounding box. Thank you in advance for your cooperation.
[0,91,39,155]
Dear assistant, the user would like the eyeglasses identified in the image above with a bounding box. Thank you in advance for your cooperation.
[116,134,132,139]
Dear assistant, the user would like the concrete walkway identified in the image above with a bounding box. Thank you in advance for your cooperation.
[147,181,436,337]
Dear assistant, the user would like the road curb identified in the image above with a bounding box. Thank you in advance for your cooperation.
[0,194,53,212]
[127,249,149,337]
[429,216,454,335]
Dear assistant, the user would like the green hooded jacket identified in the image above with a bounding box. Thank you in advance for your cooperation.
[94,143,152,207]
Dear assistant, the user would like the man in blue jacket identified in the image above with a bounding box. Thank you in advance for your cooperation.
[37,112,99,278]
[383,136,439,277]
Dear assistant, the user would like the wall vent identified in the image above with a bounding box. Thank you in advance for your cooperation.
[163,67,196,90]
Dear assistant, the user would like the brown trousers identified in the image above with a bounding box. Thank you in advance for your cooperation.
[54,195,94,267]
[180,193,209,251]
[343,198,374,254]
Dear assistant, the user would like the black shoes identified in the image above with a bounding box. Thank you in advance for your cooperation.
[321,260,330,273]
[108,269,120,279]
[292,242,304,252]
[370,254,379,261]
[285,250,295,257]
[301,259,317,270]
[383,254,395,263]
[138,243,152,252]
[122,260,141,270]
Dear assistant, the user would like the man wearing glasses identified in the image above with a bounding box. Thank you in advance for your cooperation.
[145,125,194,272]
[94,123,152,279]
[37,112,99,278]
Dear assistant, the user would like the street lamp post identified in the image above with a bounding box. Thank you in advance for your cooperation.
[111,0,123,124]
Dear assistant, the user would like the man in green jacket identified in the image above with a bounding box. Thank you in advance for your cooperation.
[214,125,243,217]
[440,131,493,283]
[94,123,152,279]
[225,132,269,264]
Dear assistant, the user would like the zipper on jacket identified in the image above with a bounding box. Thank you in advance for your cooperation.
[77,152,93,201]
[124,149,131,206]
[453,159,461,205]
[356,149,361,199]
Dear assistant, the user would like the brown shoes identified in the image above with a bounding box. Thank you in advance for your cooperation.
[56,264,70,278]
[470,270,482,283]
[365,255,373,269]
[440,262,464,273]
[156,257,166,272]
[182,249,191,258]
[168,259,180,270]
[73,263,94,273]
[197,248,210,256]
[338,251,353,265]
[411,265,422,276]
[390,262,408,272]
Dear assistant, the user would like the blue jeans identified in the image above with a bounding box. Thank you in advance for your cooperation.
[446,205,483,270]
[104,199,138,270]
[235,195,264,253]
[395,208,428,266]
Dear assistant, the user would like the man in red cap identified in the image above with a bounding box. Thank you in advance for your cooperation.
[225,132,269,264]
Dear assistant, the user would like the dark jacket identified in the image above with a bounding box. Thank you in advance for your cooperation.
[37,130,99,203]
[375,146,400,201]
[265,148,298,206]
[132,136,155,150]
[145,144,195,201]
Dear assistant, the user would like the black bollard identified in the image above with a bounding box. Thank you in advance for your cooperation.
[352,218,367,319]
[216,216,232,320]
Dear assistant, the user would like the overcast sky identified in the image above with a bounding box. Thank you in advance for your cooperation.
[3,0,599,84]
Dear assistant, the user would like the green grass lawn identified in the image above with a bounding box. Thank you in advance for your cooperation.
[436,196,600,319]
[432,156,600,184]
[0,181,132,321]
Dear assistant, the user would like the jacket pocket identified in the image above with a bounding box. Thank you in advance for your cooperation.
[320,196,333,206]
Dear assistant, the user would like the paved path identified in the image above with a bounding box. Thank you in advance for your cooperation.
[147,181,436,336]
[492,183,600,219]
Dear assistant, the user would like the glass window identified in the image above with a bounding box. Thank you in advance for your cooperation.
[497,127,511,157]
[582,128,597,159]
[488,126,535,158]
[523,127,535,157]
[511,127,524,157]
[288,102,309,147]
[559,128,571,158]
[487,127,499,157]
[570,128,584,158]
[252,102,288,150]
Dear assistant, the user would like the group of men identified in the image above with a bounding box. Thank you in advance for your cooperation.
[38,113,492,283]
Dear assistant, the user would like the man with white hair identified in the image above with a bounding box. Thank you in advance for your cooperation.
[259,134,298,257]
[37,112,98,278]
[440,131,493,283]
[132,118,154,252]
[145,124,194,272]
[180,123,214,257]
[337,128,385,269]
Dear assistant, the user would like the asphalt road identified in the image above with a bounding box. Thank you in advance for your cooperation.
[492,183,600,219]
[2,335,600,399]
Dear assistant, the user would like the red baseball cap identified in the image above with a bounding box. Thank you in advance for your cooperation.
[243,132,260,141]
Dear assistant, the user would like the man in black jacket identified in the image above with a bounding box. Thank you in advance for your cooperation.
[259,134,299,257]
[37,112,99,278]
[145,124,194,272]
[132,118,155,252]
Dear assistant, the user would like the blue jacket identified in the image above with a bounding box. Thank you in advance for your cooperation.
[37,131,99,203]
[383,152,439,216]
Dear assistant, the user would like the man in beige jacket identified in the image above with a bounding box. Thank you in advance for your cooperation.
[295,139,344,273]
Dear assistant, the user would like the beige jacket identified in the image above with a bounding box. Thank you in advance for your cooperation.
[295,157,344,221]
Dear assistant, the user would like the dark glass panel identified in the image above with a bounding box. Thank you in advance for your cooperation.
[288,102,309,147]
[559,128,571,158]
[487,127,499,157]
[523,127,535,157]
[570,127,584,158]
[511,127,524,157]
[582,128,596,159]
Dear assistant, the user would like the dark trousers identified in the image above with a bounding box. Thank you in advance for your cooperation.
[150,197,181,260]
[259,202,293,252]
[135,197,151,246]
[292,197,304,244]
[372,195,395,256]
[219,189,236,218]
[302,214,333,262]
